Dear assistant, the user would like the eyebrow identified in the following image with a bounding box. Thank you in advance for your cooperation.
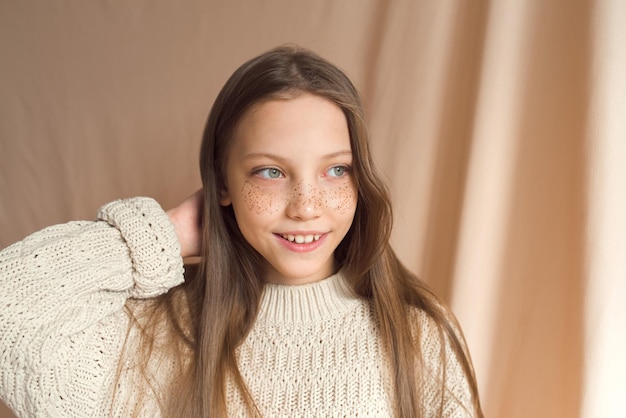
[243,150,353,161]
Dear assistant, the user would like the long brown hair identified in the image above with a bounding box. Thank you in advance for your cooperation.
[124,45,482,417]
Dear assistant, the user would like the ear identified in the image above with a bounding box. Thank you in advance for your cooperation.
[219,188,232,206]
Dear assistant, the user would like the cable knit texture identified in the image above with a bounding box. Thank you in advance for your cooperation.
[0,197,475,417]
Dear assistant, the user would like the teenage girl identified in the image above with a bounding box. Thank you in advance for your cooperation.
[0,45,483,417]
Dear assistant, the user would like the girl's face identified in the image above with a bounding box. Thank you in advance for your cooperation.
[220,94,357,285]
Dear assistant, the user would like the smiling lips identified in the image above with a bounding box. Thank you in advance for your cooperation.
[280,233,322,244]
[276,232,327,252]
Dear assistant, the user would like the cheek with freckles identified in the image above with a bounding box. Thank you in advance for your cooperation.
[239,179,358,215]
[241,180,282,215]
[327,181,358,215]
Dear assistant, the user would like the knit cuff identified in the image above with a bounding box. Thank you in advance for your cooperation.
[96,197,184,298]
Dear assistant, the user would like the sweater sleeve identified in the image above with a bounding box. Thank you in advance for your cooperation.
[0,197,184,416]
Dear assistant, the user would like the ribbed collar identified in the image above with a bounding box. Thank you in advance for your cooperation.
[256,271,361,324]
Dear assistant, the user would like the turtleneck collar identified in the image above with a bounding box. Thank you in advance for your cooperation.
[256,271,361,324]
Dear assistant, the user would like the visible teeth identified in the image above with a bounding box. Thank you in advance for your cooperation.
[281,234,322,243]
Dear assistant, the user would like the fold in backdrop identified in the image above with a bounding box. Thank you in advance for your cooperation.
[1,1,624,417]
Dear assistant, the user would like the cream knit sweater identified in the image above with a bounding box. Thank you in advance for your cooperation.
[0,197,475,417]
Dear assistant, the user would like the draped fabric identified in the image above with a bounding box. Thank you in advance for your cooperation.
[1,1,624,417]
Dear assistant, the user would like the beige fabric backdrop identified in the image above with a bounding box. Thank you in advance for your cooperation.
[1,1,624,417]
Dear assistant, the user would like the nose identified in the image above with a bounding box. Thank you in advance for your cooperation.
[285,182,323,220]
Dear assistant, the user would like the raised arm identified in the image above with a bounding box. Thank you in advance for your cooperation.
[166,189,203,259]
[0,197,185,415]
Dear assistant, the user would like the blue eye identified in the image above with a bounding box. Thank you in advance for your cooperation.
[256,168,283,179]
[326,166,349,177]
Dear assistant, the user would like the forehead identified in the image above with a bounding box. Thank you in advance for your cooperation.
[230,94,351,158]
